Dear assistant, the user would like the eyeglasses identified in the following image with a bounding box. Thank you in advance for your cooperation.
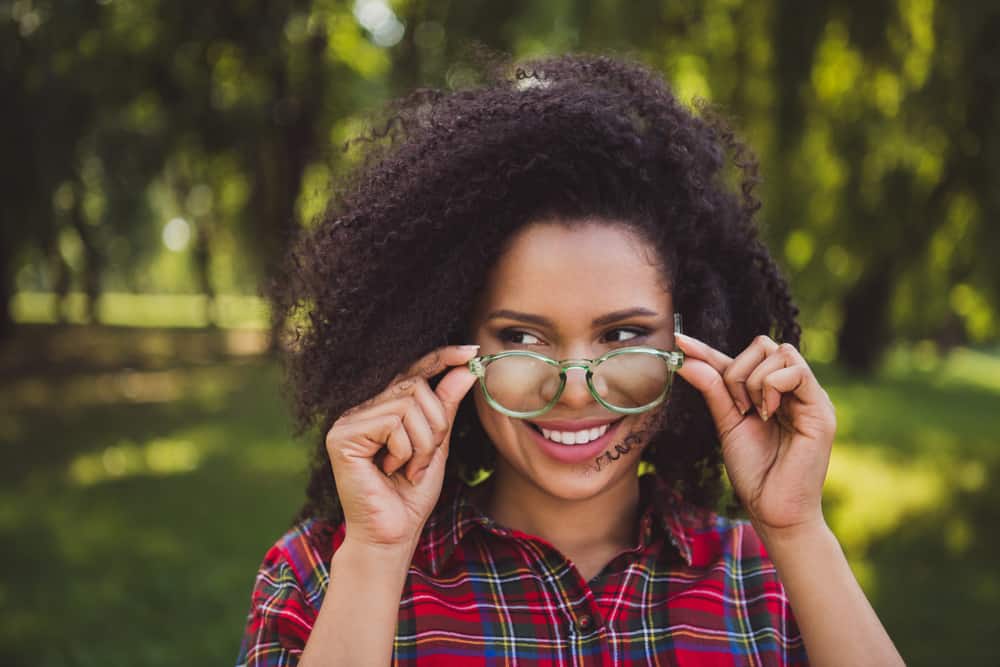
[468,313,685,419]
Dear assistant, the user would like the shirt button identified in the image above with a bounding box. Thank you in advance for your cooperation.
[576,614,593,631]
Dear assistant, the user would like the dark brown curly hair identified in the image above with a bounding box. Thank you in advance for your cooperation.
[267,51,801,531]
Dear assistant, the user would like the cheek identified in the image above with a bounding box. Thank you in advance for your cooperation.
[594,411,664,470]
[473,391,517,449]
[624,408,666,444]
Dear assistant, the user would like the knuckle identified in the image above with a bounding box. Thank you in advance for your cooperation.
[345,395,376,416]
[778,342,798,357]
[324,429,339,452]
[721,365,740,382]
[392,378,415,396]
[419,350,442,375]
[326,439,351,463]
[430,416,449,437]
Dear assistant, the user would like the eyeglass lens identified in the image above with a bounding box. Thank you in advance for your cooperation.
[483,352,671,414]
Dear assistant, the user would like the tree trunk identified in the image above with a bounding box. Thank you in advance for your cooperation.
[193,218,217,327]
[70,192,103,324]
[836,259,895,373]
[0,233,13,341]
[45,223,71,323]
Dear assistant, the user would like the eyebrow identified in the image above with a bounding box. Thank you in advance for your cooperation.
[484,307,660,328]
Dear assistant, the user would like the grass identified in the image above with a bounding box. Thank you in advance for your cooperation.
[2,325,998,666]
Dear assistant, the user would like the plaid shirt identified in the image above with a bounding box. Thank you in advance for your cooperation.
[236,473,807,665]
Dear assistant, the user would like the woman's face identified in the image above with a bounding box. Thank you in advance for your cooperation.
[469,220,676,501]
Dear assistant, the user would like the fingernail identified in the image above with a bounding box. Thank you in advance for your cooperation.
[459,345,481,352]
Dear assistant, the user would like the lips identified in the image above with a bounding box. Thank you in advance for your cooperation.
[522,416,625,464]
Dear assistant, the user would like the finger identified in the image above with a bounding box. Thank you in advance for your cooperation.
[400,344,481,382]
[412,432,451,486]
[327,412,403,463]
[341,379,417,419]
[355,375,423,414]
[746,356,788,421]
[719,338,777,415]
[411,378,450,442]
[434,363,479,422]
[381,420,414,477]
[341,395,416,423]
[759,362,829,424]
[745,343,800,419]
[674,332,735,374]
[400,404,435,482]
[734,337,783,417]
[674,355,743,438]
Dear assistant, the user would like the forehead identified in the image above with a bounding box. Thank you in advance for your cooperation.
[475,221,671,320]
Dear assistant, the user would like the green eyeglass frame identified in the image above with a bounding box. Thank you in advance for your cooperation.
[468,313,685,419]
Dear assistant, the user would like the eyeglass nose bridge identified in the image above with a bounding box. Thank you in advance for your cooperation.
[557,359,596,373]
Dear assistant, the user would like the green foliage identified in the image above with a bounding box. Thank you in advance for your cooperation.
[4,0,999,359]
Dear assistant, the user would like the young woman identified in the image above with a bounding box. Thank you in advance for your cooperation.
[236,53,903,666]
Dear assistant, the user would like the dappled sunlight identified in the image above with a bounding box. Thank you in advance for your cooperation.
[827,444,946,552]
[825,441,990,591]
[933,346,1000,393]
[240,441,311,476]
[68,437,207,486]
[668,53,712,104]
[812,20,863,106]
[4,364,255,411]
[13,292,270,329]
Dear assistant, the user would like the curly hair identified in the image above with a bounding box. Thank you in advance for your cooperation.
[266,51,801,532]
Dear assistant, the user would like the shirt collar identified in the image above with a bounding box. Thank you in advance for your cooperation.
[414,472,716,577]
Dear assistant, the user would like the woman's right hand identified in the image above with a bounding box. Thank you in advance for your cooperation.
[324,345,480,551]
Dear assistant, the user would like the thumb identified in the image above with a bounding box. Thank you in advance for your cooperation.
[435,364,479,423]
[675,355,743,435]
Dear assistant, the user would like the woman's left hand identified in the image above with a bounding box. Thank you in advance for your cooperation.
[673,333,837,537]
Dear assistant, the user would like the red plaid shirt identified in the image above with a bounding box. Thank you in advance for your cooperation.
[236,473,807,665]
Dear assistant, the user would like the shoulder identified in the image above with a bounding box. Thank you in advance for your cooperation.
[235,517,345,666]
[260,516,346,608]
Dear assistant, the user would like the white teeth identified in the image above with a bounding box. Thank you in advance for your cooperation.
[539,423,610,445]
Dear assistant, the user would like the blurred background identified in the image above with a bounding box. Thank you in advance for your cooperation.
[1,0,998,665]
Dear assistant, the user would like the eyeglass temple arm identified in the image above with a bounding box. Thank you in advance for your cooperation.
[669,312,685,370]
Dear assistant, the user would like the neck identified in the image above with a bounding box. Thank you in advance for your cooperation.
[476,461,641,555]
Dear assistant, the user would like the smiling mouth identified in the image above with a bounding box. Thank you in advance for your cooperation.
[525,417,626,445]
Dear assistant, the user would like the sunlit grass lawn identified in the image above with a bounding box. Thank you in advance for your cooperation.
[2,325,998,666]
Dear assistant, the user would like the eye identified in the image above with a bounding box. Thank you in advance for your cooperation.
[498,329,543,345]
[603,327,648,344]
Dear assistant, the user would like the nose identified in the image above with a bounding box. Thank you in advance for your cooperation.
[556,365,595,409]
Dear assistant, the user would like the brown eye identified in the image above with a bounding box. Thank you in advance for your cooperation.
[499,329,542,345]
[603,328,647,344]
